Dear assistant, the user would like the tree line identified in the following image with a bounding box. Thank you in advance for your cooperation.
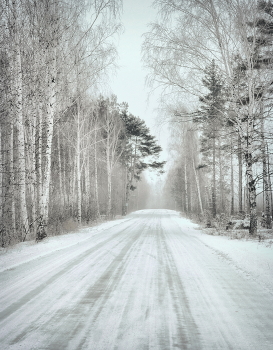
[143,0,273,235]
[0,0,164,246]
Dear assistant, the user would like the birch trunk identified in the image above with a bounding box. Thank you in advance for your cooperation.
[184,158,188,214]
[85,150,91,222]
[10,124,16,238]
[267,144,273,219]
[57,129,64,208]
[28,111,37,236]
[94,126,100,218]
[212,133,216,218]
[40,49,56,231]
[36,105,43,222]
[261,115,271,228]
[14,38,29,240]
[76,103,81,224]
[246,150,257,235]
[218,141,224,212]
[230,138,234,216]
[106,135,112,218]
[0,125,2,225]
[238,135,243,213]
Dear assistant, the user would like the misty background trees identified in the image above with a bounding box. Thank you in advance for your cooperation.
[143,0,273,235]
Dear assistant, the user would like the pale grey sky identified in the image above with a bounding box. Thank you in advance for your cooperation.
[110,0,160,132]
[110,0,168,182]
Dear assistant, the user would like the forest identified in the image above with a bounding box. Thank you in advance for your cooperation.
[1,0,273,247]
[0,0,164,246]
[143,0,273,236]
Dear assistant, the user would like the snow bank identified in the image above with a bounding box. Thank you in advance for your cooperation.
[174,213,273,295]
[0,217,131,273]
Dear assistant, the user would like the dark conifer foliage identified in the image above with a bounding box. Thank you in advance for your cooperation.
[120,109,165,214]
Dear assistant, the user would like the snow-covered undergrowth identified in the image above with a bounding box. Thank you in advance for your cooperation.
[0,217,131,273]
[174,213,273,295]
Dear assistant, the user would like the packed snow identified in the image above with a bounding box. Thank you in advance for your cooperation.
[0,209,273,349]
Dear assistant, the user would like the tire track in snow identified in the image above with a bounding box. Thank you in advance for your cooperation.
[166,218,273,349]
[2,209,273,350]
[0,219,142,349]
[45,222,148,350]
[156,219,201,350]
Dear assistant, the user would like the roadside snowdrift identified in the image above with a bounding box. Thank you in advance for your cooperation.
[0,217,131,273]
[174,213,273,295]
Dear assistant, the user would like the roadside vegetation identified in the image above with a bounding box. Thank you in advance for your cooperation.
[0,0,164,246]
[143,0,273,237]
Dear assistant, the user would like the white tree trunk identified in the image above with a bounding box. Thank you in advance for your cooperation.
[261,113,271,228]
[40,49,56,229]
[76,105,81,224]
[184,158,188,214]
[10,124,16,237]
[14,40,29,240]
[106,136,112,218]
[36,105,43,221]
[94,126,100,219]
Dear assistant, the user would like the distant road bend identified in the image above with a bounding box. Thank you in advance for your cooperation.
[1,209,273,349]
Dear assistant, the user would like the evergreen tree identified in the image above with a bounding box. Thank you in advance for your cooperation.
[195,60,226,218]
[120,109,165,215]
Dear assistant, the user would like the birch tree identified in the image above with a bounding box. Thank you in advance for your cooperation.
[143,0,273,234]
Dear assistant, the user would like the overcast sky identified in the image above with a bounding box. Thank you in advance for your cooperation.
[110,0,161,135]
[109,0,169,183]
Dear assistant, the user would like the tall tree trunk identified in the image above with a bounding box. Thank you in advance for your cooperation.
[0,124,2,227]
[76,102,81,224]
[245,74,258,235]
[94,126,100,219]
[261,114,271,228]
[218,140,224,212]
[10,124,16,239]
[40,49,56,233]
[246,151,257,235]
[212,133,217,217]
[107,165,112,218]
[57,128,64,209]
[184,157,188,214]
[106,135,112,218]
[238,134,243,213]
[28,110,37,237]
[230,137,234,216]
[85,149,91,222]
[36,106,43,223]
[267,143,273,220]
[14,40,29,240]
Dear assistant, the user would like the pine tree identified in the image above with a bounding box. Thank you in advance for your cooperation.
[120,109,165,215]
[195,60,226,218]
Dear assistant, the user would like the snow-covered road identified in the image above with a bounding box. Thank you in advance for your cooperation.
[1,209,273,350]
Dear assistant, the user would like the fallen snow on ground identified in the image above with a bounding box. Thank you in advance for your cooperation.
[1,209,273,350]
[0,217,131,273]
[1,211,272,295]
[174,213,273,295]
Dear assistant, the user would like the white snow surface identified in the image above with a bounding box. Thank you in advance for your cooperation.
[0,218,131,273]
[174,216,273,296]
[1,209,273,350]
